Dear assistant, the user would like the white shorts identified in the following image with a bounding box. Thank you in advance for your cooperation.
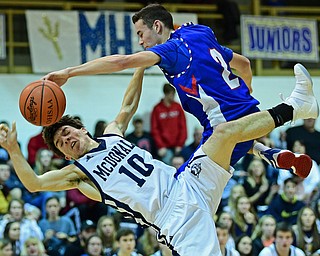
[154,146,233,256]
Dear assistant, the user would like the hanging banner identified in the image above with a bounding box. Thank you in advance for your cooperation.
[26,10,197,73]
[241,15,319,62]
[0,14,5,59]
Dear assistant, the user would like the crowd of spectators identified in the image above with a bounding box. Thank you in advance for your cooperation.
[0,110,320,255]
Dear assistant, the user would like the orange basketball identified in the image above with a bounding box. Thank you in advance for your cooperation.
[19,80,66,126]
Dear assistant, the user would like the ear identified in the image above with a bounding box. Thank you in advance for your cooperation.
[80,127,88,134]
[65,155,72,161]
[153,20,162,33]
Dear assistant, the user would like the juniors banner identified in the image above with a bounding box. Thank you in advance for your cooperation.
[241,15,319,62]
[26,10,197,73]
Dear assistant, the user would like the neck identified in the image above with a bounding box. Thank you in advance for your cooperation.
[48,215,60,221]
[276,245,289,256]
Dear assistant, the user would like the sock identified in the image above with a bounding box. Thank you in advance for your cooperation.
[252,142,270,157]
[267,103,294,127]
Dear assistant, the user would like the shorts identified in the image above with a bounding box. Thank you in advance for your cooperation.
[154,146,233,256]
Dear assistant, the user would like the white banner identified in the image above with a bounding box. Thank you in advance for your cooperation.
[0,14,5,59]
[26,10,197,73]
[241,15,319,62]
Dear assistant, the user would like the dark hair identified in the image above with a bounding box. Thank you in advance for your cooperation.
[275,222,294,237]
[45,195,60,206]
[42,115,86,157]
[216,222,229,231]
[283,177,297,186]
[235,234,253,256]
[3,221,20,240]
[116,228,135,241]
[163,83,175,94]
[132,4,174,30]
[94,120,107,137]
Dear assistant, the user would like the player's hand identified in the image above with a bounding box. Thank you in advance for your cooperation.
[0,122,18,151]
[42,68,69,87]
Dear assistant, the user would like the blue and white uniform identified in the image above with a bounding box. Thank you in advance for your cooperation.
[74,135,233,256]
[148,23,260,166]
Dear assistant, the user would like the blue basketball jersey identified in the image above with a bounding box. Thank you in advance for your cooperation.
[148,23,260,165]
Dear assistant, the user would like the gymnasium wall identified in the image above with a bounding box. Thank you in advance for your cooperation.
[0,73,319,157]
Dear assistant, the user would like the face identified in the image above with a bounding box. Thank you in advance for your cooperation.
[283,181,297,200]
[292,141,306,154]
[300,208,315,229]
[217,228,229,246]
[0,164,10,182]
[118,234,136,253]
[237,197,251,214]
[218,212,233,229]
[82,228,97,240]
[134,19,162,49]
[261,217,276,238]
[54,125,90,160]
[46,198,60,217]
[249,159,264,177]
[1,243,13,256]
[101,218,115,237]
[171,156,184,169]
[232,186,245,200]
[8,222,20,241]
[87,236,103,256]
[9,200,23,220]
[39,149,53,167]
[25,240,40,256]
[237,236,252,255]
[275,231,293,252]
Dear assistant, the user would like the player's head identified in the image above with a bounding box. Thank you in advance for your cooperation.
[132,4,174,30]
[43,115,92,159]
[132,4,174,49]
[274,222,294,251]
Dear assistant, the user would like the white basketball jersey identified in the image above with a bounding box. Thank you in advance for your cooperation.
[74,134,177,228]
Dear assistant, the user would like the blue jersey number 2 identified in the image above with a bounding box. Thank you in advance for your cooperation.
[119,154,154,187]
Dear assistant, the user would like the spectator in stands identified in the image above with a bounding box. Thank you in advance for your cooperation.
[0,121,10,162]
[0,238,13,256]
[258,222,305,256]
[224,184,247,216]
[251,215,276,255]
[170,154,185,169]
[285,118,320,165]
[150,243,172,256]
[242,158,274,216]
[63,188,109,224]
[0,199,43,251]
[125,115,157,157]
[216,222,240,256]
[82,234,104,256]
[93,120,108,137]
[151,83,187,164]
[27,128,48,168]
[64,219,97,256]
[26,148,66,219]
[293,206,320,255]
[268,177,305,225]
[3,221,21,256]
[217,211,236,250]
[38,196,77,256]
[235,234,253,256]
[96,215,118,256]
[233,196,257,238]
[180,126,203,161]
[277,139,320,204]
[0,161,15,216]
[20,236,48,256]
[137,227,159,256]
[112,228,143,256]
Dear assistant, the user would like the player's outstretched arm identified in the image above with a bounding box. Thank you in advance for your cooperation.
[42,51,159,87]
[230,52,253,93]
[0,122,80,192]
[104,67,145,135]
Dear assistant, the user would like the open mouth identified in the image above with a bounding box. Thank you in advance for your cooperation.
[71,141,76,149]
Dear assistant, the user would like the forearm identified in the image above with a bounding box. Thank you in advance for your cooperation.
[8,145,40,192]
[115,68,145,133]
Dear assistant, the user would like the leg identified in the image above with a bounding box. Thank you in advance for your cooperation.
[204,63,319,172]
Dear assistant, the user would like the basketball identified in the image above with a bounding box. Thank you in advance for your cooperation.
[19,80,66,126]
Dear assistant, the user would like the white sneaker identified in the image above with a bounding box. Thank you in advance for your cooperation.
[283,63,319,121]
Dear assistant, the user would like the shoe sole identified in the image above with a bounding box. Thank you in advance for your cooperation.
[277,151,312,178]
